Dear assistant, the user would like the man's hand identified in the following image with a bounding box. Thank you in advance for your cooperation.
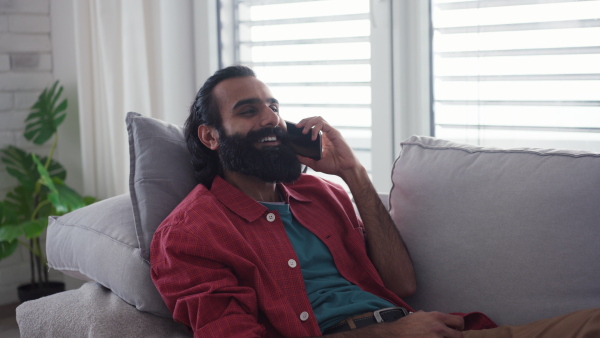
[326,312,465,338]
[384,311,465,337]
[294,116,360,179]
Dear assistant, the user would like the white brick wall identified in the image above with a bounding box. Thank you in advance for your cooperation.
[0,0,61,305]
[0,15,8,31]
[0,53,9,71]
[9,14,50,33]
[0,0,50,14]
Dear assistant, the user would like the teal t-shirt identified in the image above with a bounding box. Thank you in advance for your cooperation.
[261,202,395,332]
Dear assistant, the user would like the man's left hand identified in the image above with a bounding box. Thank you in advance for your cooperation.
[294,116,361,179]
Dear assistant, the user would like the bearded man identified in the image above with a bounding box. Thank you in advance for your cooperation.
[150,66,600,337]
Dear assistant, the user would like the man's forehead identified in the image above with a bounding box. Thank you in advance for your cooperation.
[214,76,275,108]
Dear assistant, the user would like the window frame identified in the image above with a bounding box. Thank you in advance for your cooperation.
[370,0,432,191]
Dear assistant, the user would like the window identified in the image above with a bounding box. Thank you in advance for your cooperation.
[431,0,600,151]
[219,0,379,188]
[215,1,600,190]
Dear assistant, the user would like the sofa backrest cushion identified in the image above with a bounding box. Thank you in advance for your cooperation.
[126,112,197,261]
[389,135,600,326]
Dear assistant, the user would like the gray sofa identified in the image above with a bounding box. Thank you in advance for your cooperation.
[16,113,600,337]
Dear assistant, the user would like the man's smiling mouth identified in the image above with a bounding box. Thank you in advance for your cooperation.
[258,136,277,143]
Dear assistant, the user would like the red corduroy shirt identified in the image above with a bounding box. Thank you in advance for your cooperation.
[150,174,496,337]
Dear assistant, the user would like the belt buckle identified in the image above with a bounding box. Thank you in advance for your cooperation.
[373,307,409,323]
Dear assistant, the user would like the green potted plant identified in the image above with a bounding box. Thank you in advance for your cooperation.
[0,80,94,302]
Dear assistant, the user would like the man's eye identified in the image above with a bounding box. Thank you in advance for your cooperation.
[241,109,256,115]
[270,106,279,113]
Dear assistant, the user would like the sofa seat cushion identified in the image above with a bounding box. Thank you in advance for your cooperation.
[389,136,600,326]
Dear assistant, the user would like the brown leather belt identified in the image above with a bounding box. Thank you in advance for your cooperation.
[322,307,410,335]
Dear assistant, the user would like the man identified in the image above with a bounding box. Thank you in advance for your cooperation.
[151,65,600,337]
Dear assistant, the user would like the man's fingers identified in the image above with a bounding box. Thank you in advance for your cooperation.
[434,312,464,336]
[407,311,465,337]
[296,116,330,140]
[441,313,465,332]
[447,329,465,338]
[297,155,315,167]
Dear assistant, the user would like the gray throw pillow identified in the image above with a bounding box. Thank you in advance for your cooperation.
[389,135,600,326]
[126,112,197,261]
[46,194,171,317]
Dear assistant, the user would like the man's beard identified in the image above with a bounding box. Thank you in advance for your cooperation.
[217,126,302,183]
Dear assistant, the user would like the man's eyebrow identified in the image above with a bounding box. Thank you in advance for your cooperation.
[233,98,279,110]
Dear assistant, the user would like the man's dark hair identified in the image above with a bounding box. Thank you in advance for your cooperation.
[184,65,256,188]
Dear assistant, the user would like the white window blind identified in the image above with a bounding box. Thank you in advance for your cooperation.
[219,0,373,186]
[431,0,600,151]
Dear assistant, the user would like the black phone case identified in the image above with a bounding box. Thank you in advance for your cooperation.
[285,121,322,160]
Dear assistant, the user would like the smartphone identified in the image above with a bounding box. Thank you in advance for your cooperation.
[285,121,322,160]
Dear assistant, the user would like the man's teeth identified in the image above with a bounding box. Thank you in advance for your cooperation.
[259,136,277,143]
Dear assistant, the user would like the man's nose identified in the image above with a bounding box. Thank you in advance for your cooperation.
[260,105,280,127]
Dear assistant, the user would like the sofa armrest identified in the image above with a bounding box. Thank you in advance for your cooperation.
[16,282,191,338]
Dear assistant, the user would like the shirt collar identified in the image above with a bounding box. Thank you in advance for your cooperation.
[210,175,312,223]
[277,180,312,204]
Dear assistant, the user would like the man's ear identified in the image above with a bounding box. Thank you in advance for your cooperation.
[198,125,219,150]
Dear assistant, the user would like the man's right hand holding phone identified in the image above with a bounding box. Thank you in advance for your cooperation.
[294,116,362,182]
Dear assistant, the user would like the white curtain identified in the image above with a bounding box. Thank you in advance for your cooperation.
[72,0,197,199]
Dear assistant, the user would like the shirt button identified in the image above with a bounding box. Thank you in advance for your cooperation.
[266,213,276,222]
[300,311,309,321]
[288,259,297,268]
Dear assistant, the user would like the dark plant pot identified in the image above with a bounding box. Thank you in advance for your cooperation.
[17,281,65,303]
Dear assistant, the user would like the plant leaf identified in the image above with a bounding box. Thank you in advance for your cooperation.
[0,219,49,263]
[0,224,22,242]
[32,154,63,211]
[0,203,22,258]
[0,220,47,241]
[82,196,97,206]
[52,178,85,214]
[32,155,84,214]
[42,156,67,181]
[50,85,64,112]
[5,186,35,222]
[22,219,46,239]
[0,201,18,226]
[24,80,68,145]
[0,240,18,260]
[0,146,38,192]
[0,147,66,189]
